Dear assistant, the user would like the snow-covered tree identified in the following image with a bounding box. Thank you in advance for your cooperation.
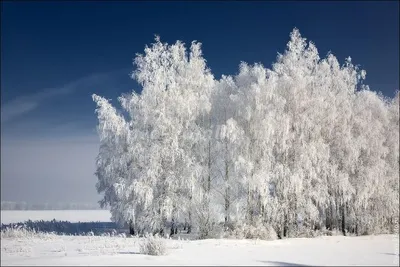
[93,29,399,239]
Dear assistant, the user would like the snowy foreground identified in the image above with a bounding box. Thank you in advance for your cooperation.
[1,233,398,266]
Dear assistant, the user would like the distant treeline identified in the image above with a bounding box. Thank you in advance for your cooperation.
[1,201,105,210]
[1,219,121,236]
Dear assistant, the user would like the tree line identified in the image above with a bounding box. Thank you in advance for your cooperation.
[93,29,399,239]
[1,201,104,210]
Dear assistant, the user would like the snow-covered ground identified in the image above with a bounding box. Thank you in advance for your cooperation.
[1,211,398,265]
[1,210,112,224]
[1,233,398,266]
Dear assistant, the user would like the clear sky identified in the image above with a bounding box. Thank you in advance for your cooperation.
[1,1,399,204]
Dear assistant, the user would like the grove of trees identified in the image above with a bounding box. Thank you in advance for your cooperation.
[93,29,399,239]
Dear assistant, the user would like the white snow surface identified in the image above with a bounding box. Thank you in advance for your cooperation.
[1,233,398,266]
[1,210,112,224]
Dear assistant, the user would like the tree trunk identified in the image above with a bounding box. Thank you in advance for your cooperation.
[170,218,176,237]
[224,138,230,226]
[283,212,288,237]
[208,138,211,192]
[355,217,359,236]
[341,203,346,236]
[129,219,135,236]
[326,207,332,231]
[261,203,265,219]
[257,193,263,218]
[187,211,192,234]
[246,185,252,223]
[334,201,338,230]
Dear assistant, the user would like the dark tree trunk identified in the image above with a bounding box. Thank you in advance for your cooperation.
[277,228,282,239]
[224,125,231,227]
[129,220,135,236]
[170,219,175,237]
[224,165,231,225]
[355,219,359,236]
[283,213,288,237]
[341,203,346,236]
[170,218,178,237]
[187,212,192,234]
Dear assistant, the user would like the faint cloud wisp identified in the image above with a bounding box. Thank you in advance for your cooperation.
[1,69,128,124]
[1,68,131,204]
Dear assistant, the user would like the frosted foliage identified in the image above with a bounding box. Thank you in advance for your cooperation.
[93,29,399,239]
[139,234,167,256]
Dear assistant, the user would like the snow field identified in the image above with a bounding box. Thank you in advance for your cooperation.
[1,230,398,266]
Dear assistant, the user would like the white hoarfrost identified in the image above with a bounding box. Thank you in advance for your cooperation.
[139,234,167,256]
[92,28,399,239]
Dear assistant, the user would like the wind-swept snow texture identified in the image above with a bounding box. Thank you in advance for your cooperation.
[1,234,398,266]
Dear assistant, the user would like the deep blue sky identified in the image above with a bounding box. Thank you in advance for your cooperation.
[1,1,399,203]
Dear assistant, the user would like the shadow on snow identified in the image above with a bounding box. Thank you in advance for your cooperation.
[259,260,314,266]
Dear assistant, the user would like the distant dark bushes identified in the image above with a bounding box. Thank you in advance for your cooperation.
[1,201,105,210]
[1,219,122,236]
